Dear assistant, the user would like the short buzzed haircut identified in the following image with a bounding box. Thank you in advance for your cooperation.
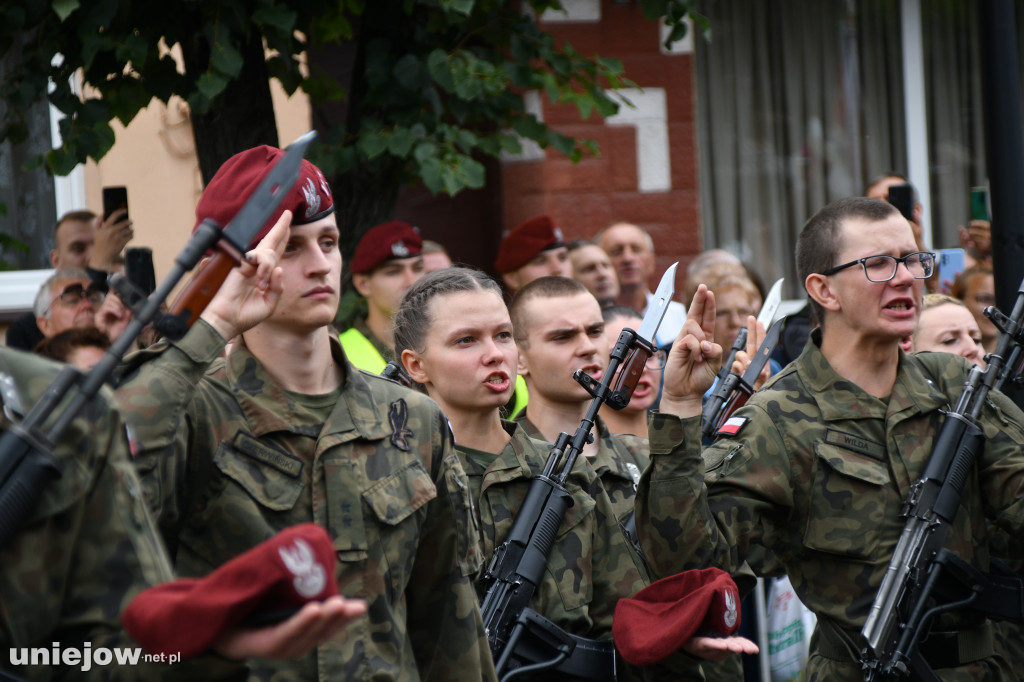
[796,197,899,325]
[55,210,97,238]
[509,276,589,346]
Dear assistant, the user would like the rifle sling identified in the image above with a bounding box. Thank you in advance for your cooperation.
[504,608,616,681]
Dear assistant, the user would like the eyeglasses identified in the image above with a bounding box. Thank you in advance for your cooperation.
[47,283,105,312]
[645,349,668,370]
[820,251,936,283]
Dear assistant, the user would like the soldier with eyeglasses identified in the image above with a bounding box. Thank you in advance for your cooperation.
[31,267,107,344]
[635,196,1024,680]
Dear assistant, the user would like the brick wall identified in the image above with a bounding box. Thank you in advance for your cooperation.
[500,0,703,293]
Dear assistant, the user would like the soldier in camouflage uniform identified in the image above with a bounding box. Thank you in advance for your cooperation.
[116,147,495,682]
[510,279,754,680]
[393,268,649,680]
[395,268,754,680]
[0,347,174,681]
[636,197,1024,680]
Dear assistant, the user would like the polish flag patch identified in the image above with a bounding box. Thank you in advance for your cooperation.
[716,416,748,437]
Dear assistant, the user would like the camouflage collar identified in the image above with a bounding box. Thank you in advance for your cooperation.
[224,334,387,441]
[794,334,948,422]
[592,416,642,481]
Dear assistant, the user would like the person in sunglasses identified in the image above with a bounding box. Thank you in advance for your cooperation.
[31,268,106,343]
[636,197,1024,680]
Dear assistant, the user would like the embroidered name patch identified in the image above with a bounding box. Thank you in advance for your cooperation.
[232,432,304,478]
[824,429,885,461]
[716,416,749,437]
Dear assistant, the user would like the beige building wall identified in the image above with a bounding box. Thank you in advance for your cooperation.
[87,82,312,288]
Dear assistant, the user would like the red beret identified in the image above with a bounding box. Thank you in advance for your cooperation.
[122,524,339,659]
[350,221,423,274]
[613,567,741,666]
[195,145,334,250]
[494,215,565,273]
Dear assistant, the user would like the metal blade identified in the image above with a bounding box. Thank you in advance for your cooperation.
[636,262,679,345]
[220,130,318,252]
[757,278,785,328]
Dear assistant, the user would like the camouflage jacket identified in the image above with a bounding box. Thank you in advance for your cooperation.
[516,414,647,525]
[0,348,175,681]
[459,422,643,639]
[116,321,495,682]
[518,415,732,682]
[636,335,1024,680]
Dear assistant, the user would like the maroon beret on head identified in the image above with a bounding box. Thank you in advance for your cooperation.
[122,523,339,659]
[350,220,423,274]
[613,567,741,666]
[493,215,565,274]
[194,145,334,250]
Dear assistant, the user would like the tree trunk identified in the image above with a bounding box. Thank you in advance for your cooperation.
[181,30,280,185]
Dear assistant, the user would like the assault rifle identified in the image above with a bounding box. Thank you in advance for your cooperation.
[0,132,315,548]
[480,263,677,682]
[860,280,1024,681]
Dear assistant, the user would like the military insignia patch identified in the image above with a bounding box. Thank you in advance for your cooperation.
[278,538,327,598]
[301,177,321,219]
[391,240,410,257]
[389,399,414,451]
[716,416,748,437]
[723,587,738,628]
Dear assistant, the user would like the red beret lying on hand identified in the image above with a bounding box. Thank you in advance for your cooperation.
[123,523,339,659]
[613,567,741,666]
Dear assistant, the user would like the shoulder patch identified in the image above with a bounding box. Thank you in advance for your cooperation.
[232,432,304,478]
[716,416,749,438]
[389,399,414,451]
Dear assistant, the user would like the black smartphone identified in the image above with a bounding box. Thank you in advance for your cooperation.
[887,183,916,222]
[124,247,156,296]
[102,186,128,221]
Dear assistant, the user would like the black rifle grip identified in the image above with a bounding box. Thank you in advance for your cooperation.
[934,424,984,523]
[0,434,62,547]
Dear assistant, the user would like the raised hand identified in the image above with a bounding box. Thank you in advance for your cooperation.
[200,211,291,341]
[661,284,723,417]
[90,208,134,272]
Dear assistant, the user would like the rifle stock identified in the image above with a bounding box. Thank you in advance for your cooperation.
[860,278,1024,681]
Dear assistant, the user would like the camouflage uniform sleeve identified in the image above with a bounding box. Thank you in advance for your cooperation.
[636,410,789,580]
[405,408,497,682]
[115,320,227,547]
[0,376,175,681]
[977,389,1024,552]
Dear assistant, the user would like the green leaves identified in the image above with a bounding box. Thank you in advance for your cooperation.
[1,0,695,199]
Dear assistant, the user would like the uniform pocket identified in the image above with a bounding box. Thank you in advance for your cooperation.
[213,440,304,511]
[803,443,890,559]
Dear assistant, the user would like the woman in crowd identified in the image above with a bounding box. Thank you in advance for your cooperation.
[911,293,985,367]
[951,263,997,354]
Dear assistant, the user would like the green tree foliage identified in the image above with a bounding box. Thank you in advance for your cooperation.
[0,0,699,189]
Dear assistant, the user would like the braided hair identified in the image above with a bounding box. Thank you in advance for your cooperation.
[393,266,504,390]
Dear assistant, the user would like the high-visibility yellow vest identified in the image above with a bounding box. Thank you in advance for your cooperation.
[509,375,529,419]
[338,327,387,375]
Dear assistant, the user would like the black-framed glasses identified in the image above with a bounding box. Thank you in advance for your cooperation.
[47,282,105,312]
[820,251,936,283]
